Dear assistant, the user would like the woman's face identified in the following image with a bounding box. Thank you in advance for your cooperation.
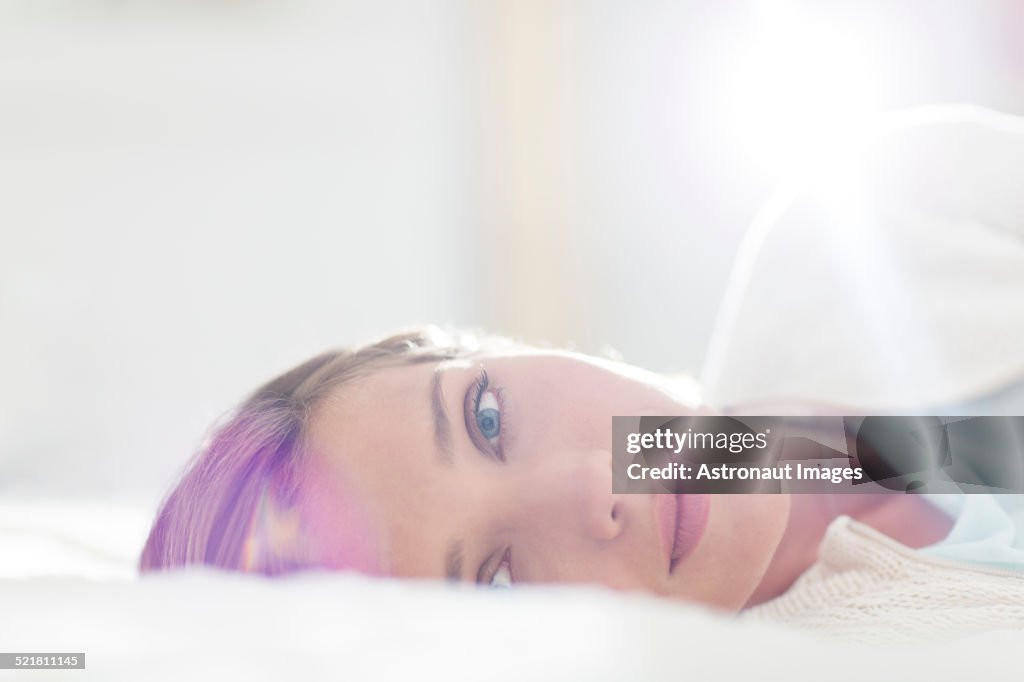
[299,348,791,610]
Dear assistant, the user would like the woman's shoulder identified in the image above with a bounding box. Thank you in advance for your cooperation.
[741,514,1024,645]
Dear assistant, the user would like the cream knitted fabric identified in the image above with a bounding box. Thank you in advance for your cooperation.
[741,515,1024,645]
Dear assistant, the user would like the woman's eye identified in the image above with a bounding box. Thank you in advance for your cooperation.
[475,390,501,444]
[489,553,513,588]
[465,368,506,461]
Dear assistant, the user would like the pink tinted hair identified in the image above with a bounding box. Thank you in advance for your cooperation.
[139,327,484,576]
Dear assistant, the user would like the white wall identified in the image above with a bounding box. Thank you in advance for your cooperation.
[2,0,1022,502]
[0,1,479,499]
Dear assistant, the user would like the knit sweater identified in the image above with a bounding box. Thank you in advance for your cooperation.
[741,515,1024,645]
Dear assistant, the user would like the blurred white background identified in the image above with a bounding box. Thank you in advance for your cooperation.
[1,0,1023,503]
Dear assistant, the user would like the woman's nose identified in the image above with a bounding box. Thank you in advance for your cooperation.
[534,448,625,542]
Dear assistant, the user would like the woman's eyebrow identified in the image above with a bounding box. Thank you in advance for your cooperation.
[431,363,455,465]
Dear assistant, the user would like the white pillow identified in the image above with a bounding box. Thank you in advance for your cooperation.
[703,106,1024,411]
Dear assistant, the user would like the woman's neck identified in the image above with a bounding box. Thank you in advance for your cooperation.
[743,493,954,608]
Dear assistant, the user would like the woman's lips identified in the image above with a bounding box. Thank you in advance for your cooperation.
[656,493,710,574]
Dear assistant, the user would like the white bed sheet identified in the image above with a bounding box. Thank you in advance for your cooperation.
[2,569,1023,682]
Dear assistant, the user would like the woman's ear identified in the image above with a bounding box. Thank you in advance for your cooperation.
[242,482,315,574]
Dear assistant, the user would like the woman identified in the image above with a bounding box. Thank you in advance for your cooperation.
[142,326,1021,634]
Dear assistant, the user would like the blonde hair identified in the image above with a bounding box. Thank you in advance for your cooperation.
[139,326,493,575]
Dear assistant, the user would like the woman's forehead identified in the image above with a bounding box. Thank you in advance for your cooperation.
[298,365,440,577]
[300,358,481,579]
[308,361,436,461]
